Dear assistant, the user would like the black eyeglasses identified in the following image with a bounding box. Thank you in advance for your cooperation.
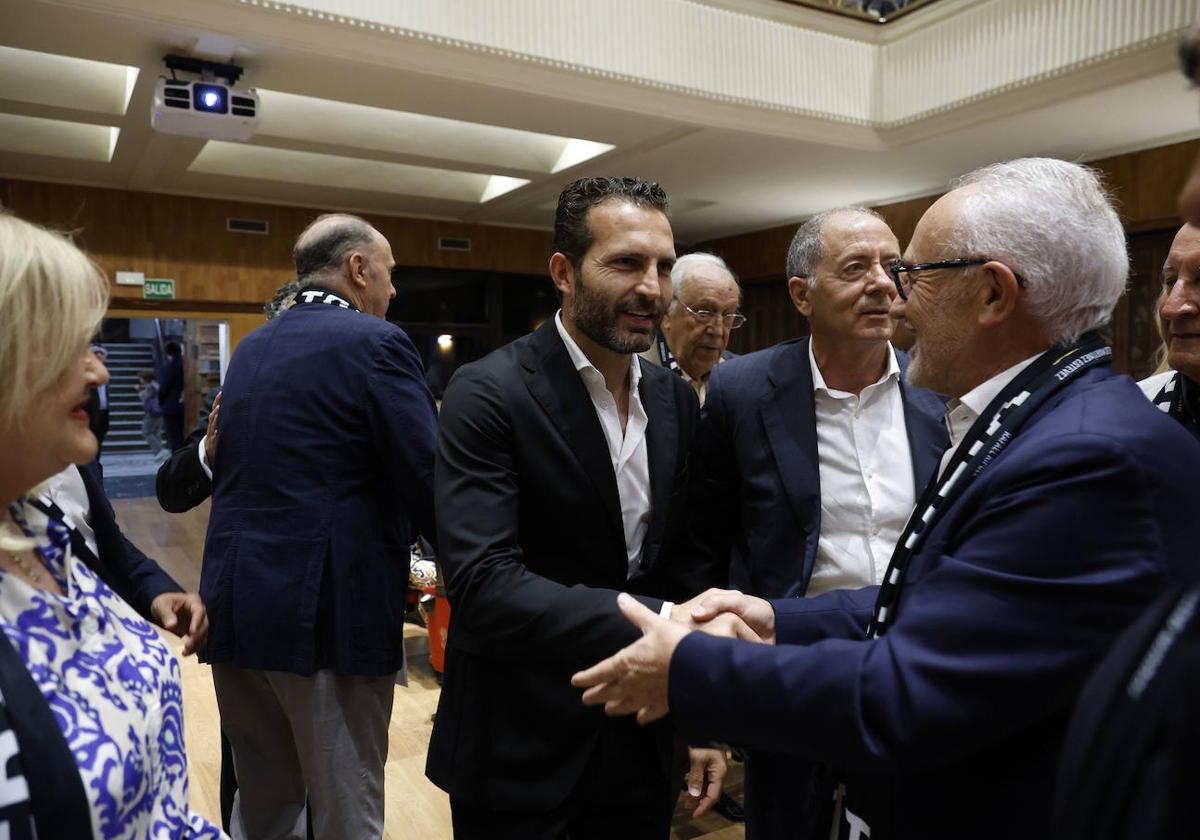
[682,303,747,329]
[888,258,1026,301]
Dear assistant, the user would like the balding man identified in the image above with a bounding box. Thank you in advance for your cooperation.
[575,159,1200,839]
[685,208,947,837]
[1139,223,1200,440]
[641,252,742,406]
[200,213,437,839]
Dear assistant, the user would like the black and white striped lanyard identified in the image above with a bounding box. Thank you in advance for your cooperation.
[866,333,1112,639]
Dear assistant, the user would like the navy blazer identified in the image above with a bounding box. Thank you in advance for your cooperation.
[77,461,181,619]
[669,365,1200,839]
[697,337,947,598]
[427,320,707,811]
[199,302,437,677]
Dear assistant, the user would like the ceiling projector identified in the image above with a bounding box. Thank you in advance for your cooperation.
[151,55,259,142]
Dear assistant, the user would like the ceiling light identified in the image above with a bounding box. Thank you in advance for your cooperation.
[480,175,530,203]
[552,138,616,173]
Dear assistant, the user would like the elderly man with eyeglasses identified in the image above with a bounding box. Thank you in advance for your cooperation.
[641,252,744,407]
[666,208,948,839]
[573,160,1200,840]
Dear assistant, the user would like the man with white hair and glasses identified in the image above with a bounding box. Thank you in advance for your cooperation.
[573,158,1200,840]
[641,252,743,407]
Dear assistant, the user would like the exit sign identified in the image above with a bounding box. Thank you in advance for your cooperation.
[143,278,175,300]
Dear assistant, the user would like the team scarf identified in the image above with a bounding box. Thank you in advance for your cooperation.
[867,332,1111,639]
[290,286,359,311]
[1150,371,1200,439]
[655,330,682,376]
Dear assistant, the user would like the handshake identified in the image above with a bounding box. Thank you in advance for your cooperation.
[570,588,775,726]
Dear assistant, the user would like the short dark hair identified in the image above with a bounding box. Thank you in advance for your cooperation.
[164,341,180,357]
[553,177,669,268]
[293,214,379,283]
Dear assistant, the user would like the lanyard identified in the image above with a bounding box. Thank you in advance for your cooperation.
[866,333,1112,639]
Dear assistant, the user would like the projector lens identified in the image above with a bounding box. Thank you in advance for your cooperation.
[193,83,228,114]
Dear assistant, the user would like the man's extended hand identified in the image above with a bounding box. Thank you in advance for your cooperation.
[572,593,759,724]
[684,747,727,818]
[679,589,777,645]
[150,592,209,656]
[204,391,222,464]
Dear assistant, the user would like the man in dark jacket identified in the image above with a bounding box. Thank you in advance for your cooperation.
[202,214,437,839]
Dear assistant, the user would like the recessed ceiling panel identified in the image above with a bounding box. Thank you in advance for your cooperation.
[255,89,613,174]
[0,113,118,161]
[189,141,530,203]
[0,46,138,115]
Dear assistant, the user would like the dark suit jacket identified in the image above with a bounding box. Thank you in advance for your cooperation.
[77,461,182,619]
[155,388,218,513]
[669,365,1200,839]
[698,337,947,598]
[425,320,708,811]
[199,302,437,676]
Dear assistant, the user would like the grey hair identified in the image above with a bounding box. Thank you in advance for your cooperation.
[786,207,884,288]
[668,252,740,311]
[951,158,1127,343]
[292,213,381,287]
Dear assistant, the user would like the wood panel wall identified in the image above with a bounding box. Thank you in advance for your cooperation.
[696,139,1200,361]
[0,179,554,320]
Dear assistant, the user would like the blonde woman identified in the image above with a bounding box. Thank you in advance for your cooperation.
[0,212,223,839]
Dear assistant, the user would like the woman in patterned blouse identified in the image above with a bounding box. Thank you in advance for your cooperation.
[0,212,225,839]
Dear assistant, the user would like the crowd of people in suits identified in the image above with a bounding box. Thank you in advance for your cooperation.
[1,22,1200,840]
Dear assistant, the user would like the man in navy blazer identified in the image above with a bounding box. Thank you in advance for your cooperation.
[574,158,1200,839]
[692,209,946,837]
[201,214,437,839]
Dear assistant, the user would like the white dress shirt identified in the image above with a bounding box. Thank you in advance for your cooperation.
[40,465,99,558]
[555,312,651,578]
[806,341,916,597]
[938,354,1042,479]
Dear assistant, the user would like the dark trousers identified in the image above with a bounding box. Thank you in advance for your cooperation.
[451,719,674,839]
[744,751,830,840]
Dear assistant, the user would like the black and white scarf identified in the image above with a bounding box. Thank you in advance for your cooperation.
[655,330,682,376]
[867,332,1111,639]
[291,286,359,312]
[1150,371,1200,440]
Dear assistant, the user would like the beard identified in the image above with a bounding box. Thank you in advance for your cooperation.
[568,268,665,354]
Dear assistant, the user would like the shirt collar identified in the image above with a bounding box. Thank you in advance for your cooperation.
[554,310,641,389]
[953,352,1043,420]
[808,338,900,397]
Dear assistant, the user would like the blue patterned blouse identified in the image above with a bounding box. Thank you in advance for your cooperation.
[3,502,224,839]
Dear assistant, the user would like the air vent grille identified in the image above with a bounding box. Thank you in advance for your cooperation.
[227,218,269,235]
[438,237,471,252]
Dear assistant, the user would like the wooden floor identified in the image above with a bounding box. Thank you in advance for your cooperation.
[113,496,746,840]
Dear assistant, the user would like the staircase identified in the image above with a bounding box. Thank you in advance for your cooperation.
[102,341,160,455]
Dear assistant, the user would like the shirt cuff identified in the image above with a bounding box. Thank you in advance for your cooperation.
[197,438,213,480]
[659,600,674,619]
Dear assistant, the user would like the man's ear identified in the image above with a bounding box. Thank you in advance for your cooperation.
[977,261,1022,327]
[348,252,368,291]
[549,252,575,297]
[787,276,813,318]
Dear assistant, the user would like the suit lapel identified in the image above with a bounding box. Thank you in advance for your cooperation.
[639,367,676,571]
[521,322,625,542]
[760,339,821,535]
